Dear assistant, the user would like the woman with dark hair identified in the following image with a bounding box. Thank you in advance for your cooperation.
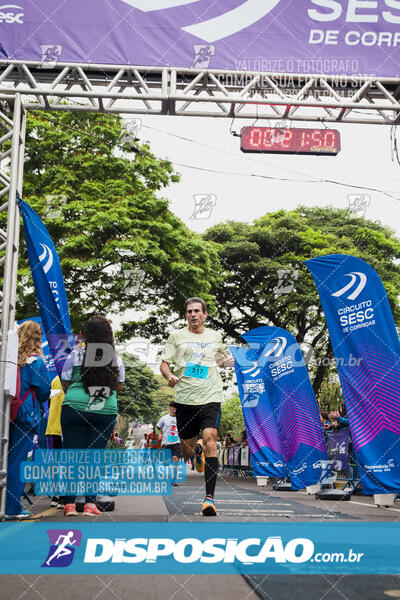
[61,315,124,517]
[224,433,234,448]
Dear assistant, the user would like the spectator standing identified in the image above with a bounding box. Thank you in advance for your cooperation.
[6,321,51,519]
[45,377,64,449]
[60,315,124,517]
[224,433,234,448]
[139,433,148,449]
[329,403,349,429]
[147,427,162,449]
[320,411,332,431]
[156,402,181,485]
[240,430,248,447]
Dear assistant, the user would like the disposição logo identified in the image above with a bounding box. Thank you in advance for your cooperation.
[42,529,82,568]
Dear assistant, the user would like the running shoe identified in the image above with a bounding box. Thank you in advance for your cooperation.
[5,509,30,520]
[51,496,59,507]
[201,495,217,516]
[194,442,205,473]
[83,503,101,516]
[64,503,78,517]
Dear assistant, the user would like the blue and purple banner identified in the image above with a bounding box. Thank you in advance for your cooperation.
[18,197,74,377]
[240,327,329,490]
[1,1,400,77]
[231,346,286,479]
[306,254,400,494]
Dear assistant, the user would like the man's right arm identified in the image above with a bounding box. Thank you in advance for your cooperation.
[160,360,179,388]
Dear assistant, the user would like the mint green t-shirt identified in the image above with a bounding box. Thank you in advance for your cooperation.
[61,346,124,414]
[161,327,227,405]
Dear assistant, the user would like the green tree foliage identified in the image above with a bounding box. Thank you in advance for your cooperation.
[18,111,220,336]
[204,206,400,394]
[318,380,343,412]
[154,373,175,408]
[117,354,168,424]
[219,393,245,440]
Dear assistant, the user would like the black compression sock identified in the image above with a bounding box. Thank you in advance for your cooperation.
[205,457,218,498]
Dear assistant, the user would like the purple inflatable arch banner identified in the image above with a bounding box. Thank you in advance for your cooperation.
[1,1,400,76]
[306,254,400,494]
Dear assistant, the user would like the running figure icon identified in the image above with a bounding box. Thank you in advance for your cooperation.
[45,531,78,567]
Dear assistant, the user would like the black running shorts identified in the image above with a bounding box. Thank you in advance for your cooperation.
[175,402,222,440]
[163,443,181,459]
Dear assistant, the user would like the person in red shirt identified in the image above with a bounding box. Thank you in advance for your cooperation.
[147,427,162,449]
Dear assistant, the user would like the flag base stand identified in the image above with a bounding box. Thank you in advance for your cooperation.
[315,487,351,501]
[256,476,268,487]
[374,493,396,508]
[306,484,322,494]
[273,481,294,492]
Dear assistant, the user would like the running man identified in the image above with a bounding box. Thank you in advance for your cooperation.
[156,401,181,486]
[160,297,234,516]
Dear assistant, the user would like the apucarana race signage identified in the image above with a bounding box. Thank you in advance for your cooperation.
[1,1,400,77]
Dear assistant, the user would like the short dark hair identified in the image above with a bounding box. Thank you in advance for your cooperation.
[184,297,207,313]
[169,401,176,407]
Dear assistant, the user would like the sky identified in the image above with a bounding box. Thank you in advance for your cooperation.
[127,115,400,236]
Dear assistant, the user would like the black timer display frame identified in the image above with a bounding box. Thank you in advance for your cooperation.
[241,127,341,155]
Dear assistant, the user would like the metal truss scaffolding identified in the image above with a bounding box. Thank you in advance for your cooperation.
[0,60,400,124]
[0,93,26,517]
[0,58,399,517]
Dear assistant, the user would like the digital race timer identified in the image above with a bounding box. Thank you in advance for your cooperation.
[240,127,341,155]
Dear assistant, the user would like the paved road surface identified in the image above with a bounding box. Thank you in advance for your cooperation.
[1,467,400,599]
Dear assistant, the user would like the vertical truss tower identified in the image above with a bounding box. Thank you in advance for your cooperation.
[0,93,26,516]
